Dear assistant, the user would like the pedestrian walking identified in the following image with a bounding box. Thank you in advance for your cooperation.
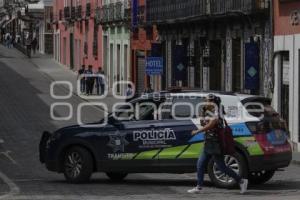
[95,67,105,95]
[25,35,32,58]
[126,84,133,97]
[86,65,95,95]
[188,94,248,194]
[5,33,10,48]
[31,37,37,54]
[78,65,86,94]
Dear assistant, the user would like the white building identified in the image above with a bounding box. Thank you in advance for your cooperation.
[101,0,131,94]
[28,0,53,54]
[273,0,300,151]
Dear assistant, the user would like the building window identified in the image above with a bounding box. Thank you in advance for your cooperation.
[133,28,138,40]
[124,44,128,81]
[146,26,153,40]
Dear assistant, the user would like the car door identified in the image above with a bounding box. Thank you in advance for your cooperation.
[102,98,167,172]
[156,96,207,171]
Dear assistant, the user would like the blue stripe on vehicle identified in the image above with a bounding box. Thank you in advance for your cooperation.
[230,123,252,136]
[188,133,205,143]
[188,123,252,143]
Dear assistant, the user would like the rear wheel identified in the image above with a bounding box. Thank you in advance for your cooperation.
[106,173,128,181]
[63,147,93,183]
[208,153,247,188]
[248,170,275,185]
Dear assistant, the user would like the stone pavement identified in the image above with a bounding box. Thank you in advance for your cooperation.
[28,51,123,112]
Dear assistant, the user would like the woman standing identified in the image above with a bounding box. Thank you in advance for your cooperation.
[188,94,248,194]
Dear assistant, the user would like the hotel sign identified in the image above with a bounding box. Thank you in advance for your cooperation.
[290,10,300,26]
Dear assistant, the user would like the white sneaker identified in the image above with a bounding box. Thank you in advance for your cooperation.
[187,187,202,194]
[239,179,248,194]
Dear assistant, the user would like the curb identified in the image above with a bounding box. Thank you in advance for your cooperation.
[292,160,300,166]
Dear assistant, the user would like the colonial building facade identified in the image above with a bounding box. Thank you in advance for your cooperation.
[100,0,131,92]
[53,0,103,70]
[131,0,159,94]
[146,0,272,96]
[273,0,300,151]
[37,0,54,54]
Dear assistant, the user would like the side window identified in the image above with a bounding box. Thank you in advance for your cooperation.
[136,102,157,120]
[171,97,205,119]
[114,99,165,121]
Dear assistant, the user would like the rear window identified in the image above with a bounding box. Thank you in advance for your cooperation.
[242,97,287,131]
[242,97,274,118]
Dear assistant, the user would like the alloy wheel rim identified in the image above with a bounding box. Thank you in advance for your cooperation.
[213,155,240,184]
[65,152,83,178]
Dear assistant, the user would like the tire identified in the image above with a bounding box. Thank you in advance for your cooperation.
[63,146,93,183]
[248,170,275,185]
[207,152,248,189]
[106,172,128,181]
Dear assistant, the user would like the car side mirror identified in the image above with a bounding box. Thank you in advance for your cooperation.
[108,117,125,130]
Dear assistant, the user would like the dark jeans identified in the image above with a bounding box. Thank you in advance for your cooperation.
[96,84,105,95]
[197,151,241,187]
[80,79,86,93]
[87,80,94,95]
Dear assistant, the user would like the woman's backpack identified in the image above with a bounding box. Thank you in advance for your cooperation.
[218,120,236,155]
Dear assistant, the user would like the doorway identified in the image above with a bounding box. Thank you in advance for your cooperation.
[209,40,222,90]
[281,52,289,127]
[232,38,242,92]
[136,51,146,95]
[69,33,74,69]
[110,44,114,88]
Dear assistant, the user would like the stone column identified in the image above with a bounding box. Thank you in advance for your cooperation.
[188,36,195,88]
[225,27,232,92]
[263,22,272,97]
[273,54,282,113]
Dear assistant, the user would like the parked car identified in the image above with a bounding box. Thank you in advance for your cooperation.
[39,90,292,188]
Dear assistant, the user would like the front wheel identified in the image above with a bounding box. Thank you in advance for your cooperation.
[63,147,93,183]
[207,153,248,188]
[248,170,275,185]
[106,173,128,181]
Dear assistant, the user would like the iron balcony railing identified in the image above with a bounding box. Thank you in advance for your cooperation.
[71,6,76,19]
[76,5,82,20]
[86,3,91,17]
[146,0,269,24]
[64,7,70,19]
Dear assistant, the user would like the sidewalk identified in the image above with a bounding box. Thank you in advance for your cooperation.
[293,152,300,166]
[28,52,123,112]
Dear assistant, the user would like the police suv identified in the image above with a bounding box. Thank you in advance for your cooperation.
[39,90,292,188]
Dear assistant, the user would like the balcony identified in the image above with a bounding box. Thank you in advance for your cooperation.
[95,7,102,25]
[115,2,123,22]
[76,5,82,20]
[64,7,70,20]
[146,0,269,24]
[137,6,145,26]
[86,3,91,17]
[109,3,115,22]
[71,6,76,19]
[101,5,109,24]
